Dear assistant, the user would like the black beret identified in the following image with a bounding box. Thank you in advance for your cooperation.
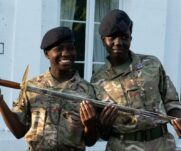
[99,9,132,37]
[41,26,75,50]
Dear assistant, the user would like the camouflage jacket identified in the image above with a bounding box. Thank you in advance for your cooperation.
[91,51,181,133]
[12,70,95,151]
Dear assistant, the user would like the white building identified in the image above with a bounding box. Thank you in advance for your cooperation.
[0,0,181,150]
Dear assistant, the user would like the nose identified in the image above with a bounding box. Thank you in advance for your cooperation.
[61,49,71,56]
[114,36,123,46]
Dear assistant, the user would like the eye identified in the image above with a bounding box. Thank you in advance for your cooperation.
[66,45,75,50]
[106,36,114,40]
[55,45,63,52]
[56,44,75,52]
[51,46,60,52]
[121,34,130,40]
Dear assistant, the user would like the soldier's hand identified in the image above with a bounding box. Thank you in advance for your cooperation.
[171,118,181,137]
[100,104,119,127]
[80,100,96,128]
[98,104,119,140]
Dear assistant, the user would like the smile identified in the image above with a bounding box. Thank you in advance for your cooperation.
[112,50,124,53]
[58,59,72,64]
[60,60,71,63]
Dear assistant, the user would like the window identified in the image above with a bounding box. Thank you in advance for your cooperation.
[60,0,120,81]
[93,0,119,75]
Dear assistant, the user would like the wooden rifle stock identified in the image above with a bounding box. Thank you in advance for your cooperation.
[0,79,20,89]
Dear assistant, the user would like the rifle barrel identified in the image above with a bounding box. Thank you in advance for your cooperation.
[0,78,179,122]
[27,84,179,122]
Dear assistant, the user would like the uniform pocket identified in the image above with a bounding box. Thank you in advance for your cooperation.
[126,86,145,108]
[45,104,61,125]
[59,109,84,146]
[25,109,46,142]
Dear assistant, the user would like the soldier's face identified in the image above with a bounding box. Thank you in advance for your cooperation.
[102,29,132,65]
[45,42,77,71]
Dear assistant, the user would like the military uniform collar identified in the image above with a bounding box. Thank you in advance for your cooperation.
[44,69,81,89]
[105,51,142,79]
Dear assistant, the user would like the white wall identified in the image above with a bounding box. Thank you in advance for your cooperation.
[0,0,16,130]
[11,0,42,98]
[164,0,181,92]
[124,0,167,62]
[0,0,42,150]
[164,0,181,148]
[40,0,60,73]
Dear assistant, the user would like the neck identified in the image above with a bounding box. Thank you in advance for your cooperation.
[109,53,131,67]
[50,68,74,83]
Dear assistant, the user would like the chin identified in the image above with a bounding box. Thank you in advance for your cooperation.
[59,66,72,71]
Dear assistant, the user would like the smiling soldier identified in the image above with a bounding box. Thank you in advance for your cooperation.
[0,26,98,151]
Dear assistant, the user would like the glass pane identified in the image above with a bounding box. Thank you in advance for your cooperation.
[74,63,84,78]
[60,0,86,21]
[92,64,104,75]
[93,24,107,62]
[60,21,86,61]
[94,0,119,22]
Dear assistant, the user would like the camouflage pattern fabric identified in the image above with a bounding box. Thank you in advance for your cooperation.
[12,70,95,151]
[91,51,180,151]
[105,133,176,151]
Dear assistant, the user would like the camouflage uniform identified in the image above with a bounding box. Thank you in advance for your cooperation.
[91,51,181,151]
[12,70,95,151]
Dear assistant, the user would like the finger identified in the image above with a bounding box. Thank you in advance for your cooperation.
[107,106,119,123]
[103,106,118,125]
[172,119,181,136]
[80,101,89,119]
[80,105,85,122]
[100,105,116,125]
[82,101,96,119]
[100,104,112,119]
[84,101,96,117]
[80,101,95,126]
[175,119,181,133]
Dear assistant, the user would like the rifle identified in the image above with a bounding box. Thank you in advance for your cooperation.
[0,78,180,122]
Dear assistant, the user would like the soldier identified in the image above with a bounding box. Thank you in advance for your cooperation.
[0,27,98,151]
[91,9,181,151]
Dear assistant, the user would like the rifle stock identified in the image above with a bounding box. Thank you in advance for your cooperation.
[0,79,20,89]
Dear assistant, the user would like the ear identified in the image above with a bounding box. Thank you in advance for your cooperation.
[101,36,106,47]
[44,50,50,59]
[130,35,132,41]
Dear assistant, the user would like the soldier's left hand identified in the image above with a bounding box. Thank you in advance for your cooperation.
[171,118,181,137]
[80,101,96,128]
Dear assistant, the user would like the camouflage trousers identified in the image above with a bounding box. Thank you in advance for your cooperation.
[105,133,176,151]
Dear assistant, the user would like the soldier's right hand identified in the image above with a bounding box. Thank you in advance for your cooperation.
[99,104,119,140]
[100,103,118,126]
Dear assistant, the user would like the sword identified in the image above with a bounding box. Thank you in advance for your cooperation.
[0,67,180,122]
